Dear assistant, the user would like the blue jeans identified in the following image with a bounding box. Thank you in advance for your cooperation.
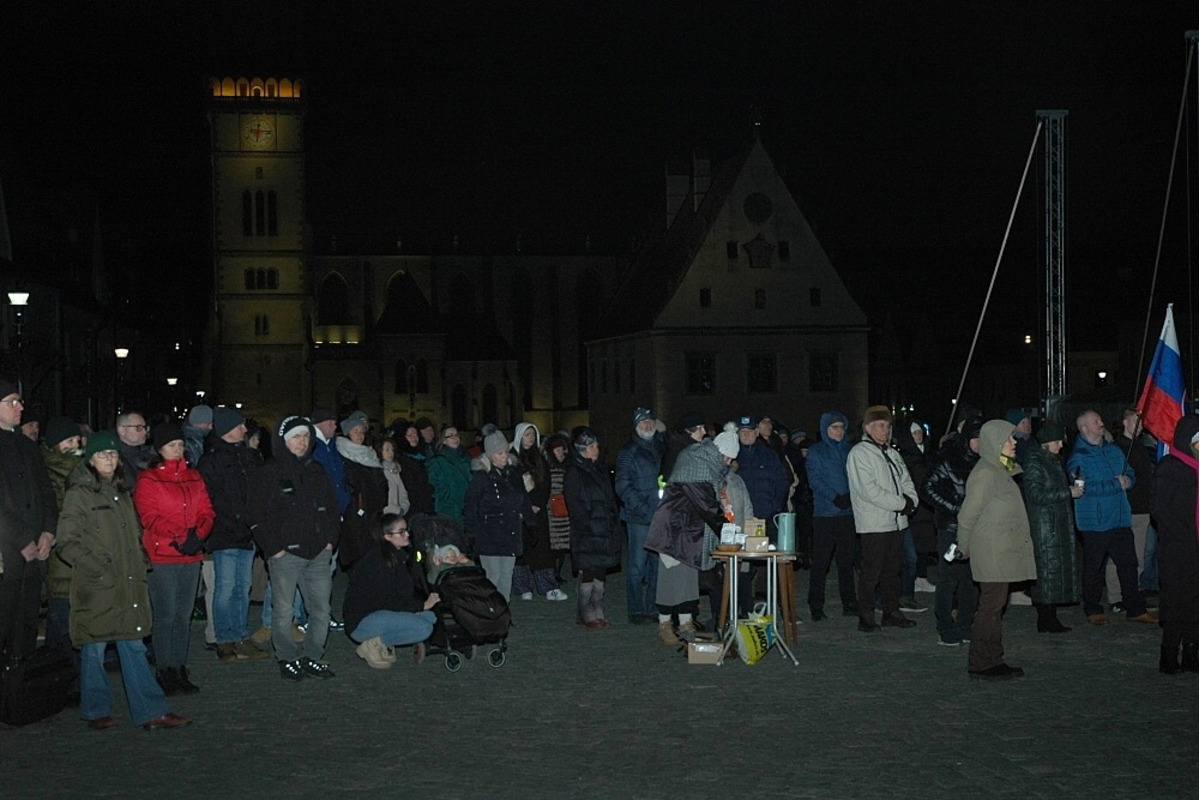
[80,639,167,726]
[147,562,201,669]
[900,527,917,599]
[1140,522,1159,591]
[268,550,332,662]
[212,548,254,643]
[349,610,436,647]
[625,523,659,619]
[261,579,307,628]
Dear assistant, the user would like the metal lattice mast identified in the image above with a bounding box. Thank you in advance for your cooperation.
[1037,110,1068,407]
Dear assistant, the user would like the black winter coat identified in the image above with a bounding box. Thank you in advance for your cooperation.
[920,441,978,538]
[1020,445,1081,605]
[342,544,426,636]
[198,436,261,551]
[249,420,340,561]
[463,463,534,557]
[1151,417,1198,625]
[563,454,621,571]
[0,427,58,572]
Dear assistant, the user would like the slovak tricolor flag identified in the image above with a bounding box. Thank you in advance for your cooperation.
[1136,304,1188,448]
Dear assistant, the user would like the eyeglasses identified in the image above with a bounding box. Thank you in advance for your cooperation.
[92,451,120,460]
[1,397,23,408]
[444,433,460,439]
[387,527,410,536]
[120,424,148,431]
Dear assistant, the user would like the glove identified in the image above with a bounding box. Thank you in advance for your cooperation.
[171,527,205,556]
[901,496,917,516]
[832,493,852,510]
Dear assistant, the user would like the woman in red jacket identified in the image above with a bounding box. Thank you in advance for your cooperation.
[134,421,215,696]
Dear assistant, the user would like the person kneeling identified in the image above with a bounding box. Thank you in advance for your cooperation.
[343,513,439,668]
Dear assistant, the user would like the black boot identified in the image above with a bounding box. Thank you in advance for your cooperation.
[156,668,180,697]
[174,665,201,694]
[1183,634,1198,673]
[1036,603,1070,633]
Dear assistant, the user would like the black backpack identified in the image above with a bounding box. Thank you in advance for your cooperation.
[435,566,511,644]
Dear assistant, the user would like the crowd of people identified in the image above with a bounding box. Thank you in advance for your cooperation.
[2,375,1195,732]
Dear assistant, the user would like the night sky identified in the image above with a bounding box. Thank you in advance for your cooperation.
[2,3,1196,364]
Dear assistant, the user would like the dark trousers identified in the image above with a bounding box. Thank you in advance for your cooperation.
[857,530,902,621]
[1081,528,1146,616]
[935,559,978,641]
[0,558,45,657]
[809,516,857,612]
[969,581,1008,671]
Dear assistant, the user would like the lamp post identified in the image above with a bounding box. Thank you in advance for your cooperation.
[114,346,129,413]
[6,291,30,394]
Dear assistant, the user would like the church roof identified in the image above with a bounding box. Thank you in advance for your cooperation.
[374,271,444,335]
[600,144,751,337]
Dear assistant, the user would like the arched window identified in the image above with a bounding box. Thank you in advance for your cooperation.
[394,359,408,394]
[317,274,353,325]
[576,270,603,407]
[510,268,534,409]
[242,190,252,236]
[255,190,265,236]
[451,384,468,429]
[416,359,429,393]
[482,384,498,426]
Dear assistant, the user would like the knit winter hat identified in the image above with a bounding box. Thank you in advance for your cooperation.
[212,407,245,438]
[310,408,337,425]
[340,410,369,436]
[632,407,654,426]
[280,416,310,444]
[1036,421,1065,444]
[84,430,120,460]
[0,378,18,401]
[864,405,892,424]
[152,421,185,452]
[187,404,213,426]
[572,426,598,451]
[44,416,81,448]
[484,431,509,458]
[713,430,740,459]
[674,412,704,432]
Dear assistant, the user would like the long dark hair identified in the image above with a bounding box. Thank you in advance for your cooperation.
[86,455,129,494]
[373,511,407,568]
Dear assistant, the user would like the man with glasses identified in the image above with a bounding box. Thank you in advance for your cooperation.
[0,380,59,656]
[116,411,154,486]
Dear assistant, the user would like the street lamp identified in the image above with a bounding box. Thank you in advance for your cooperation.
[166,377,178,386]
[5,291,30,392]
[114,347,129,413]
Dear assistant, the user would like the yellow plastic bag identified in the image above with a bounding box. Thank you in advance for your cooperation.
[736,609,776,665]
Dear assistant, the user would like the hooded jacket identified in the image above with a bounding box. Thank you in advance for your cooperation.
[563,451,621,571]
[1019,440,1080,604]
[806,411,853,518]
[1067,434,1136,532]
[249,416,341,561]
[463,456,534,557]
[957,420,1036,583]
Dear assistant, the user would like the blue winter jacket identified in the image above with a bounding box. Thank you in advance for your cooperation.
[806,411,853,518]
[312,434,351,515]
[737,440,789,519]
[1066,437,1134,532]
[615,433,664,525]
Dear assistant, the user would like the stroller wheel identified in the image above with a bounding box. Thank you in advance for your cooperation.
[445,652,464,673]
[487,648,505,668]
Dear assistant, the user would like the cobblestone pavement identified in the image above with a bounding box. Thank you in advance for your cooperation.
[4,566,1196,799]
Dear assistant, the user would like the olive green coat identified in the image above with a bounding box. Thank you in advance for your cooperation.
[958,420,1037,584]
[53,463,153,646]
[42,446,82,600]
[1019,444,1081,604]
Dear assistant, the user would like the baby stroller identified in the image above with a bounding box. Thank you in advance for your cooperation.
[426,566,511,673]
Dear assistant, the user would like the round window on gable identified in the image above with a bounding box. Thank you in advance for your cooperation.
[743,192,773,224]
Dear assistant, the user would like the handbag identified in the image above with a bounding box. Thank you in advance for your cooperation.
[549,493,569,518]
[0,647,76,726]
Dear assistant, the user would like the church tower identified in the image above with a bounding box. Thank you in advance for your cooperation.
[204,76,309,424]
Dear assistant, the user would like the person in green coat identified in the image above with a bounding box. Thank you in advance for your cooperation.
[54,431,191,731]
[958,420,1037,681]
[1020,422,1083,633]
[425,425,472,523]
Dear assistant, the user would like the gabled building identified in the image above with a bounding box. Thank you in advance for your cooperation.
[586,138,869,449]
